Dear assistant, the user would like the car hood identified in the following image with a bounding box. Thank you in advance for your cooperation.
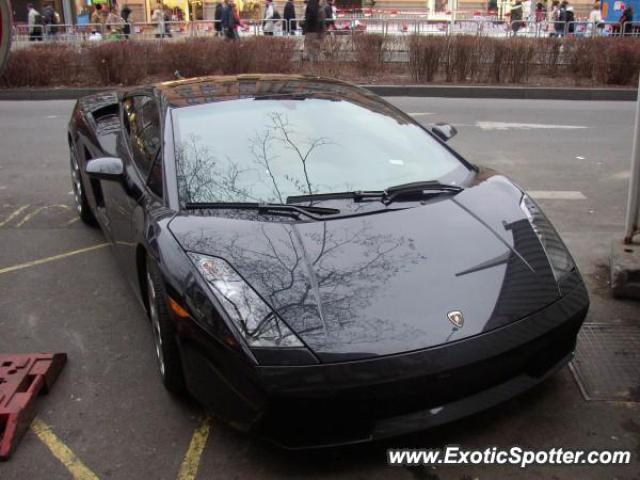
[169,174,560,362]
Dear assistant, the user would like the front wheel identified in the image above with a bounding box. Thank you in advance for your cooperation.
[69,144,96,225]
[146,256,186,394]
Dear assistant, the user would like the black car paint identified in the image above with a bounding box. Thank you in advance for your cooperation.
[68,76,589,447]
[169,174,562,362]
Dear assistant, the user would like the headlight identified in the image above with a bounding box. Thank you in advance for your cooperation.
[188,253,303,348]
[520,194,575,281]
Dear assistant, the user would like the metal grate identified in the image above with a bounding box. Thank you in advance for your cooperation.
[570,323,640,402]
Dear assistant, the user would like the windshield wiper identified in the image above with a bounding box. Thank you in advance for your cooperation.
[382,180,464,205]
[287,191,385,204]
[184,202,341,221]
[287,181,464,206]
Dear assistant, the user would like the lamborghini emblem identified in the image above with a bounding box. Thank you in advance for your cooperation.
[447,311,464,328]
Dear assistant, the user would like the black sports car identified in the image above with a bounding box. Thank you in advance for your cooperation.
[68,75,589,448]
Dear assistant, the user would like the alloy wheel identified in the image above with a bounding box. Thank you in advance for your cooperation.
[70,148,83,215]
[147,272,166,378]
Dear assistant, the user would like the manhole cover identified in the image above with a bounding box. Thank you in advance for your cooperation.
[570,324,640,401]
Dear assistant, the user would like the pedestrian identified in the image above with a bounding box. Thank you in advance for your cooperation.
[263,0,276,36]
[554,0,567,36]
[522,0,532,23]
[533,2,545,34]
[223,0,242,40]
[549,0,561,36]
[152,1,166,38]
[304,0,325,61]
[120,4,132,39]
[90,3,107,33]
[164,5,174,38]
[587,1,603,35]
[534,2,546,22]
[41,2,59,39]
[619,4,634,36]
[300,0,308,33]
[27,3,43,41]
[284,0,296,34]
[214,1,224,36]
[510,0,524,34]
[221,0,230,36]
[324,0,335,31]
[561,1,575,35]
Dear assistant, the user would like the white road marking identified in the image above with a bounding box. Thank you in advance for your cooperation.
[46,115,58,119]
[576,156,586,160]
[528,190,586,200]
[476,121,588,131]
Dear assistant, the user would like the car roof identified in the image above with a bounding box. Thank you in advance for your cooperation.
[158,74,367,106]
[157,74,408,123]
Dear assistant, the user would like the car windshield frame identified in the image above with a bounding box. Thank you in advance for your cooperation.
[170,94,475,210]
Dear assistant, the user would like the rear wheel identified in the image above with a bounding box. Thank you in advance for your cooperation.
[69,143,96,225]
[146,256,186,394]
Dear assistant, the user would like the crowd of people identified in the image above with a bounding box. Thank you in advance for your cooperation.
[24,0,340,42]
[24,0,637,42]
[508,0,635,36]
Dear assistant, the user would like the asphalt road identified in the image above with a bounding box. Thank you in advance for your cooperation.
[0,98,639,480]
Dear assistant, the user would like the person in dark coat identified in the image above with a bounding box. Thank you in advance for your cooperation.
[42,3,58,37]
[214,1,224,35]
[303,0,324,61]
[223,0,241,40]
[324,0,335,30]
[283,0,297,34]
[510,0,524,34]
[304,0,324,34]
[120,5,132,39]
[620,5,634,35]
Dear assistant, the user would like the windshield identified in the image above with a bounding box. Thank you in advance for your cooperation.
[172,97,470,205]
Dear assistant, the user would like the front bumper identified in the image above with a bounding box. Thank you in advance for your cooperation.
[182,276,589,448]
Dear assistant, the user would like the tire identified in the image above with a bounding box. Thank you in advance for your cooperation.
[69,143,97,226]
[146,256,187,394]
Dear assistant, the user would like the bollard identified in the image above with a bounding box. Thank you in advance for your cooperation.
[610,76,640,299]
[624,75,640,244]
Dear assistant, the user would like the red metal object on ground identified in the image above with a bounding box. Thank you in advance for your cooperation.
[0,353,67,461]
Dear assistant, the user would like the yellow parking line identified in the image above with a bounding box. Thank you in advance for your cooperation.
[0,243,109,276]
[31,418,100,480]
[0,204,30,227]
[177,417,212,480]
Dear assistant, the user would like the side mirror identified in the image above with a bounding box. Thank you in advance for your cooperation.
[86,157,124,180]
[431,123,458,142]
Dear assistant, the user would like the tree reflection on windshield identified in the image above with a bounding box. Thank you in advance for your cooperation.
[177,111,334,206]
[173,96,467,206]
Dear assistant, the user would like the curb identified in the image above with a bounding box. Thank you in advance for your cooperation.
[0,85,637,101]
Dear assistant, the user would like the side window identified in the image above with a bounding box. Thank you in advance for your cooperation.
[147,151,164,198]
[129,96,161,180]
